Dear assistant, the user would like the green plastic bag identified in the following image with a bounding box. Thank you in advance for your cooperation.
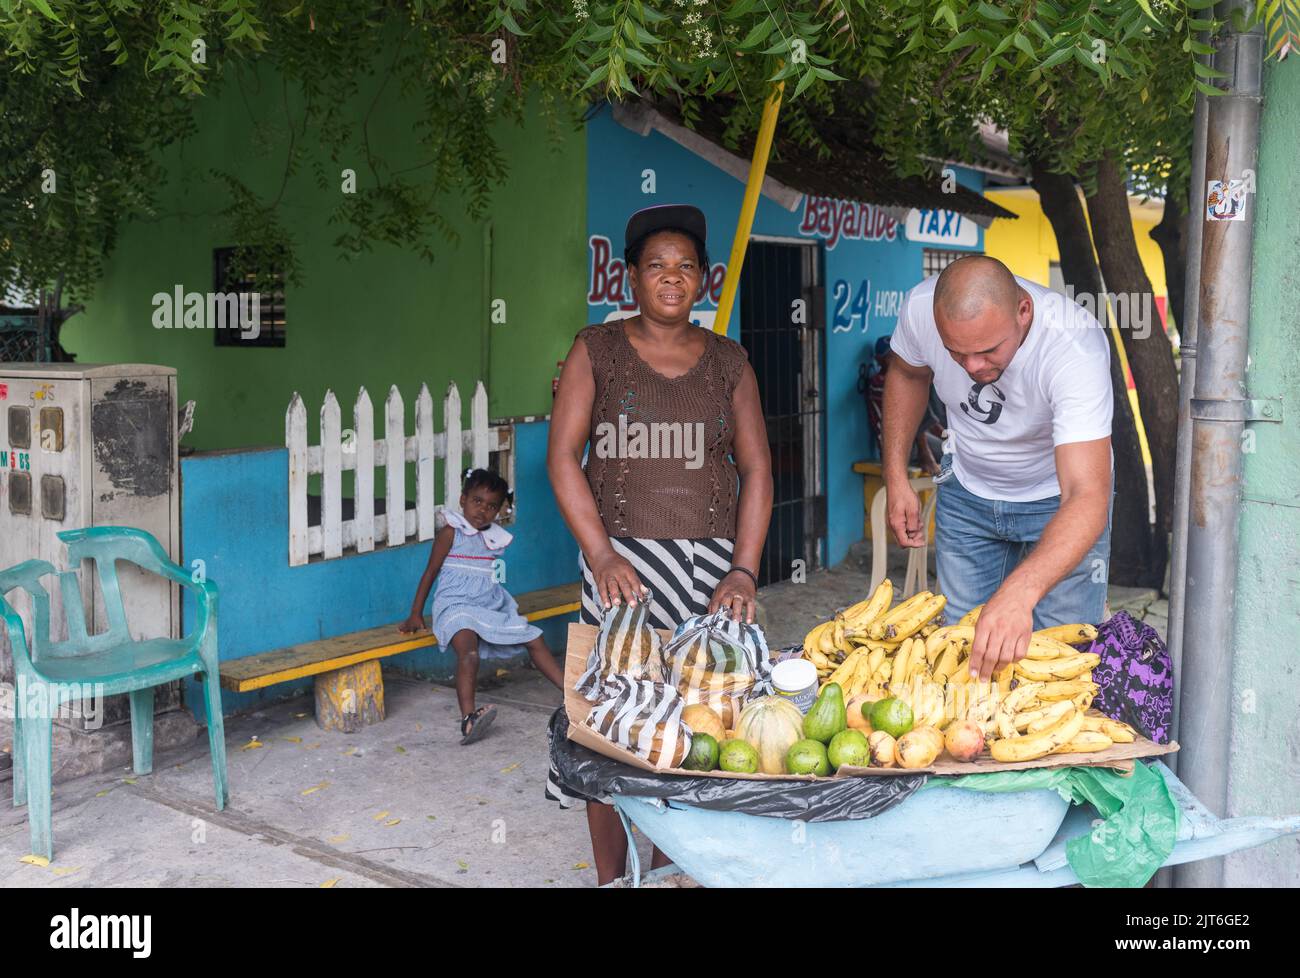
[926,761,1180,887]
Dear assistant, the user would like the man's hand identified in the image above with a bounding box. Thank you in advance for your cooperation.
[887,480,927,548]
[967,589,1035,681]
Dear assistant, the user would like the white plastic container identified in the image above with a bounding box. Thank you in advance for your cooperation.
[771,658,819,714]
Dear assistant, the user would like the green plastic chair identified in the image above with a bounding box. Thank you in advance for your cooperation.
[2,526,228,860]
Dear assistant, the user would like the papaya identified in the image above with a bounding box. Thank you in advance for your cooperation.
[803,682,848,744]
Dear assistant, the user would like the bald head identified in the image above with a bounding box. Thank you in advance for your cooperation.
[934,255,1019,322]
[930,256,1032,385]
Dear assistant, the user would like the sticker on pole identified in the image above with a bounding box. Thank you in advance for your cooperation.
[1206,179,1247,222]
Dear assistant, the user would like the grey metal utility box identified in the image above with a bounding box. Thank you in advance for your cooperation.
[0,364,189,771]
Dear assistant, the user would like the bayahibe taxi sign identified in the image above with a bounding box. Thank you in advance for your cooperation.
[905,208,979,248]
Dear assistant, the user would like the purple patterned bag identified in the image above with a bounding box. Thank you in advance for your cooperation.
[1087,611,1174,744]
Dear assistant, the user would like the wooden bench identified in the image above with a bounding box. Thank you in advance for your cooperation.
[218,581,581,731]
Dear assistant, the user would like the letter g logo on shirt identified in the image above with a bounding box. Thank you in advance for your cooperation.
[960,382,1005,426]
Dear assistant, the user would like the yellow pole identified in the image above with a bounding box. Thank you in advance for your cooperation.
[713,80,785,334]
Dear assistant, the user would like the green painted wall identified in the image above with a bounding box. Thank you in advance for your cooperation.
[1226,60,1300,886]
[63,67,586,451]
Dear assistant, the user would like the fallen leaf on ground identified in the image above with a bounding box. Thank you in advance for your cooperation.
[415,723,423,732]
[302,782,329,796]
[320,878,340,888]
[123,778,137,784]
[241,739,264,751]
[495,668,508,678]
[52,866,80,877]
[426,815,437,821]
[343,747,358,756]
[500,762,520,774]
[457,860,468,869]
[395,746,406,754]
[282,736,302,743]
[572,862,589,870]
[293,713,309,719]
[385,818,401,826]
[20,855,49,867]
[95,789,110,798]
[304,743,321,750]
[373,810,390,820]
[328,834,349,844]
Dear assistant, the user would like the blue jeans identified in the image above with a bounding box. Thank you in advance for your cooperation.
[934,454,1112,628]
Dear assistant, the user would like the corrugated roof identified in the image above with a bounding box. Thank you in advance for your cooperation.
[626,95,1016,224]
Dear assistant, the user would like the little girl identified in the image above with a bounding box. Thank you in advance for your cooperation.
[400,468,564,743]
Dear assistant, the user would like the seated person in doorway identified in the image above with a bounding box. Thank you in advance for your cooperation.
[861,335,946,474]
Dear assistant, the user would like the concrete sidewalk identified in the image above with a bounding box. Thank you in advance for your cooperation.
[1,545,1164,888]
[1,669,652,888]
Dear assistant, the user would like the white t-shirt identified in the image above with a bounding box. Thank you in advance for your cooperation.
[890,274,1112,501]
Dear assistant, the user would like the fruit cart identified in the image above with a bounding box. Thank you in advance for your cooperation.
[608,760,1300,887]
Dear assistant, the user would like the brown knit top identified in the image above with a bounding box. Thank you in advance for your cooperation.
[579,320,750,539]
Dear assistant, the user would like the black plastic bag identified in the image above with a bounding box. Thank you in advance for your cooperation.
[549,709,926,822]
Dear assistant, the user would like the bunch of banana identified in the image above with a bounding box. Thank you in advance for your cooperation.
[802,579,897,678]
[985,695,1138,762]
[862,590,947,642]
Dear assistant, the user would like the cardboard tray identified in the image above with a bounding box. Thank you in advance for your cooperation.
[564,622,1178,781]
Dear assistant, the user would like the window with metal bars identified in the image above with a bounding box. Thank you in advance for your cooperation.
[923,248,982,279]
[212,247,287,348]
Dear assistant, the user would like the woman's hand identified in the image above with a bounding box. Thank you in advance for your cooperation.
[710,569,757,623]
[589,552,649,609]
[398,613,427,635]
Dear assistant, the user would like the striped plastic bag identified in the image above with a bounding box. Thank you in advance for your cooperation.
[663,609,774,729]
[575,600,664,701]
[583,676,691,770]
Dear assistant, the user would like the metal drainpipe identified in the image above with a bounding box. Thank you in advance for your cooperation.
[1165,49,1212,771]
[1155,50,1209,893]
[1172,0,1263,889]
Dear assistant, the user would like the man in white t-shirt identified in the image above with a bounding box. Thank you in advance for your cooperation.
[884,256,1113,681]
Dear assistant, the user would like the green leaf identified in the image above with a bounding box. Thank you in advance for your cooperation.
[793,66,817,98]
[978,57,997,85]
[737,16,776,49]
[578,61,611,92]
[977,2,1011,21]
[26,0,65,23]
[1039,45,1075,69]
[622,47,654,68]
[939,30,980,53]
[1013,32,1036,57]
[1134,0,1160,23]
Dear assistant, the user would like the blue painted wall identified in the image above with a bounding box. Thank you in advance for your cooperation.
[584,106,985,569]
[179,418,578,718]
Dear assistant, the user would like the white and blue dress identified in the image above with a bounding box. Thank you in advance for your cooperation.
[431,511,541,647]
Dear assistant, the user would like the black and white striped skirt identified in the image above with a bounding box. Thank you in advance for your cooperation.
[545,537,735,809]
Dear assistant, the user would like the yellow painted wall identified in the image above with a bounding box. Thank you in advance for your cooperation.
[984,187,1168,312]
[983,185,1165,467]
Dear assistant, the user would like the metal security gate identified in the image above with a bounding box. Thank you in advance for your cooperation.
[738,238,825,586]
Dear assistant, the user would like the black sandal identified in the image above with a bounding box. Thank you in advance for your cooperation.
[460,705,497,745]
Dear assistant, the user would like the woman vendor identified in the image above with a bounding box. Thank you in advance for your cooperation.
[545,203,774,885]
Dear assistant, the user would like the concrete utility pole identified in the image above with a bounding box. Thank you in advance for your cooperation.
[1173,0,1263,889]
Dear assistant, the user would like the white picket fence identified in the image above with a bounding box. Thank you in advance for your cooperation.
[285,381,513,566]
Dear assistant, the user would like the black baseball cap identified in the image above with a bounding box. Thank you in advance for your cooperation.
[624,204,708,252]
